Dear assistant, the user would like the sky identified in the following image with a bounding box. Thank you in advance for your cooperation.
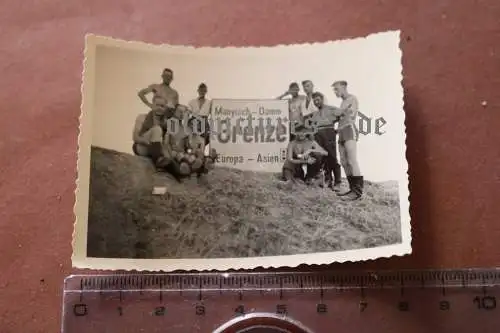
[88,31,406,182]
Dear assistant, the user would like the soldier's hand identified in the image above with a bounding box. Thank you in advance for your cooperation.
[307,157,316,165]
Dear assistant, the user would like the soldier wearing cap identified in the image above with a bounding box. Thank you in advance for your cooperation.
[188,83,212,145]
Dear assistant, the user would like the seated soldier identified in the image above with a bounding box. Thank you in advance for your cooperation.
[282,124,328,184]
[162,104,193,179]
[184,117,219,179]
[185,117,207,172]
[132,96,170,168]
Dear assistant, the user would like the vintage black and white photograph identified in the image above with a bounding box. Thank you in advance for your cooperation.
[73,31,411,271]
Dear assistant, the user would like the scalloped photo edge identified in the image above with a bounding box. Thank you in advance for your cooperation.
[72,30,411,271]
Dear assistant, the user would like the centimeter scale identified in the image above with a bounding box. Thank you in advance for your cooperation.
[62,269,500,332]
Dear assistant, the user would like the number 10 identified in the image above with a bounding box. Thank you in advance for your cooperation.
[473,296,496,310]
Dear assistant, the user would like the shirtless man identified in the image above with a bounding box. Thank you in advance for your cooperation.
[308,92,342,191]
[301,80,319,117]
[138,68,179,119]
[188,83,212,145]
[330,81,363,200]
[132,96,170,168]
[277,82,306,139]
[282,124,328,184]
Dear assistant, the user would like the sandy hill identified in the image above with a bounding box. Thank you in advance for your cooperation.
[86,146,402,259]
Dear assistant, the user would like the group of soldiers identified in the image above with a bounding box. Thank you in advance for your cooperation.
[131,68,363,200]
[278,80,364,201]
[131,68,216,182]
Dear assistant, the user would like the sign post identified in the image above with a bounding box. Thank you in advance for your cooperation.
[209,99,290,173]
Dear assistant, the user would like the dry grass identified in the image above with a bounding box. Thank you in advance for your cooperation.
[87,146,402,259]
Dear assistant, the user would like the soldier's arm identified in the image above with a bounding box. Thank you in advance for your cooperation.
[332,96,358,117]
[303,111,317,129]
[195,138,206,158]
[304,140,328,156]
[328,105,343,117]
[312,141,328,156]
[162,133,173,155]
[207,99,213,115]
[137,84,155,108]
[287,142,304,164]
[276,90,291,100]
[342,96,359,117]
[173,89,180,106]
[132,116,149,145]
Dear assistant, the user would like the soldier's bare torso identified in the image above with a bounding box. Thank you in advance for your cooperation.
[150,83,179,109]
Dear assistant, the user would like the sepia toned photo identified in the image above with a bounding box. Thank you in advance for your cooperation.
[72,31,411,271]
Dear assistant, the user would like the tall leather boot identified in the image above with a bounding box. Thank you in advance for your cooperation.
[342,176,363,201]
[165,160,184,183]
[149,142,170,168]
[331,163,342,191]
[353,176,364,198]
[337,175,353,196]
[332,163,341,185]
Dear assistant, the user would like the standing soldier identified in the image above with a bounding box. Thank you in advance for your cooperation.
[301,80,319,117]
[188,83,212,145]
[138,68,179,119]
[331,80,363,200]
[277,82,306,139]
[307,92,342,191]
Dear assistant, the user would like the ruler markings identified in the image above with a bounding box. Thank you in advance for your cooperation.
[63,284,500,295]
[62,270,500,333]
[63,282,500,293]
[198,279,202,301]
[239,280,243,301]
[64,269,500,292]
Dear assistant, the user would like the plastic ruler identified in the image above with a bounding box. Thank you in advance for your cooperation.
[61,268,499,332]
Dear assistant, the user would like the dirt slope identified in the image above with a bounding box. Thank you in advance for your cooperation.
[86,146,402,259]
